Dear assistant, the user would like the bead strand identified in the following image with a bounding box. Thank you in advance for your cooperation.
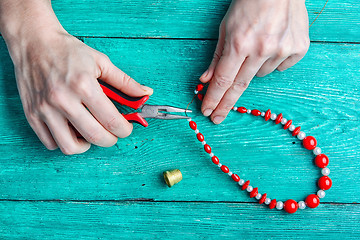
[190,83,332,214]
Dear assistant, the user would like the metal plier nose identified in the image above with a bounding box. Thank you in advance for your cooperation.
[99,80,191,127]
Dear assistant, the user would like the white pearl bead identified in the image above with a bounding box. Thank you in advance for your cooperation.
[276,201,284,210]
[261,112,265,117]
[281,118,287,125]
[217,163,222,168]
[202,141,206,145]
[238,179,245,186]
[265,198,271,205]
[233,107,238,111]
[255,193,262,200]
[298,201,306,210]
[289,125,295,131]
[209,152,214,157]
[317,190,326,198]
[194,129,199,134]
[194,90,199,94]
[297,131,306,140]
[247,109,251,114]
[271,113,277,120]
[246,185,253,192]
[322,167,330,176]
[313,147,322,155]
[187,118,192,122]
[228,171,233,176]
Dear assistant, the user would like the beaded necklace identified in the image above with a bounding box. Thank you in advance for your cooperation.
[186,83,332,214]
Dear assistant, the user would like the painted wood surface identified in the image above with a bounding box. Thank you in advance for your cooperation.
[51,0,360,42]
[0,0,359,239]
[1,201,360,239]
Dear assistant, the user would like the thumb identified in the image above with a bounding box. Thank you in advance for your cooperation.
[200,22,226,83]
[98,56,153,97]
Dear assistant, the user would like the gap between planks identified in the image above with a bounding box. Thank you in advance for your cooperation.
[0,199,358,205]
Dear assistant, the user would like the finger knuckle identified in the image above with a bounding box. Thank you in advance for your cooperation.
[47,87,64,107]
[214,75,233,89]
[104,116,121,132]
[72,73,93,99]
[278,46,291,59]
[87,130,104,144]
[231,37,246,56]
[121,73,132,86]
[258,41,276,57]
[233,80,249,91]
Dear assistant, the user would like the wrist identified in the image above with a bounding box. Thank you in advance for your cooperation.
[0,1,67,50]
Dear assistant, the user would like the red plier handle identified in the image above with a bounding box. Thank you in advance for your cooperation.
[98,80,150,127]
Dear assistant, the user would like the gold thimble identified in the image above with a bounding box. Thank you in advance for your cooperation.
[163,169,182,187]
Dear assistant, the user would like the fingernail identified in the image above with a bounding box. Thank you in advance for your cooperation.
[200,69,209,79]
[203,109,213,117]
[141,85,153,94]
[213,116,225,124]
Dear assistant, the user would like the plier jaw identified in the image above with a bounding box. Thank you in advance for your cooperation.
[139,105,192,120]
[99,80,191,127]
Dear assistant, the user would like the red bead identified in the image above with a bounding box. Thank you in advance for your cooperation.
[196,133,204,142]
[237,107,247,113]
[241,180,250,190]
[250,187,258,198]
[251,109,261,116]
[204,144,212,154]
[292,126,301,136]
[189,121,197,130]
[315,154,329,168]
[269,199,277,209]
[232,174,240,182]
[284,120,292,130]
[305,194,320,208]
[318,176,332,190]
[197,94,204,101]
[221,165,229,173]
[303,136,317,150]
[284,199,298,214]
[259,193,267,204]
[264,109,271,121]
[275,113,283,125]
[211,156,219,165]
[196,84,204,92]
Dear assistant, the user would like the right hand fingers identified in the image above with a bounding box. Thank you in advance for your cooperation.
[199,22,226,83]
[201,48,246,118]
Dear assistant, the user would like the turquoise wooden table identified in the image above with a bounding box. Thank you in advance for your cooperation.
[1,0,359,239]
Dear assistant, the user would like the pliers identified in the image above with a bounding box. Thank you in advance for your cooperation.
[98,80,191,127]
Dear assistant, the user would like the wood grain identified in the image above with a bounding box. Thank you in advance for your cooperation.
[0,38,359,203]
[0,0,359,237]
[0,201,360,239]
[51,0,360,42]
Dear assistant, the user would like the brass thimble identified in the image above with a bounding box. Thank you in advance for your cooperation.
[163,169,182,187]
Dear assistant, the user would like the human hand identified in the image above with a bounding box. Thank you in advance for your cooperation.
[12,33,152,154]
[0,0,153,154]
[199,0,310,124]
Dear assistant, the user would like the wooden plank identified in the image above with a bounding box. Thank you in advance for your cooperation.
[51,0,360,42]
[0,201,359,239]
[0,37,359,202]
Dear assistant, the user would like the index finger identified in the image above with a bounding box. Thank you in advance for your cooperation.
[201,54,245,117]
[80,79,134,138]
